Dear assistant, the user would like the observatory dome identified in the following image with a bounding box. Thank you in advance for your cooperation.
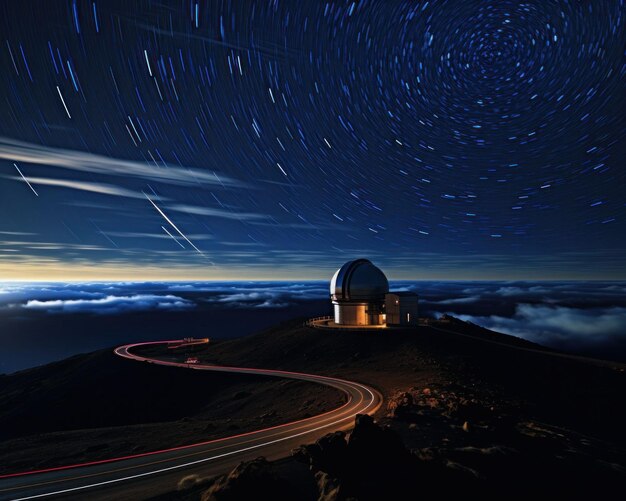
[330,259,389,302]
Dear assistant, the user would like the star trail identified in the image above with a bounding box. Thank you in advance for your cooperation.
[0,0,624,280]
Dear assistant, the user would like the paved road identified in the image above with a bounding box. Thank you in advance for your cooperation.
[0,340,382,500]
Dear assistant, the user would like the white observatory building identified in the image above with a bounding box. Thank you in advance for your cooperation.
[330,258,389,325]
[329,258,418,327]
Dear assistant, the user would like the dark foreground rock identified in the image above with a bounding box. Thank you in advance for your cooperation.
[200,412,624,501]
[201,458,293,501]
[202,415,475,501]
[295,414,476,500]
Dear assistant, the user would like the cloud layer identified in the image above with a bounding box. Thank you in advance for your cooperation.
[0,281,329,313]
[452,304,626,347]
[23,294,193,314]
[2,280,625,361]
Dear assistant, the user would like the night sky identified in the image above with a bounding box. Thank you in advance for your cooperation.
[1,0,625,280]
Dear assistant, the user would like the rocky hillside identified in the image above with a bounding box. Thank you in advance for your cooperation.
[145,317,626,499]
[2,315,624,496]
[0,347,342,474]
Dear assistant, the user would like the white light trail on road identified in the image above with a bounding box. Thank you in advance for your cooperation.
[12,396,374,501]
[11,342,378,501]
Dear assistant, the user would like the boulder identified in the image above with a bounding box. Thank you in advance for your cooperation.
[386,391,414,419]
[295,431,348,477]
[315,471,342,501]
[201,457,300,501]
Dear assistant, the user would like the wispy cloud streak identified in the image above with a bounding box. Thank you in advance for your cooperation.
[0,136,244,188]
[4,174,146,199]
[167,203,268,221]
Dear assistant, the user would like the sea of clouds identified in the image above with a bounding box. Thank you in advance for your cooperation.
[1,280,625,369]
[411,281,626,357]
[0,281,329,313]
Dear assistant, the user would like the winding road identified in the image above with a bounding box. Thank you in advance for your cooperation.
[0,340,382,500]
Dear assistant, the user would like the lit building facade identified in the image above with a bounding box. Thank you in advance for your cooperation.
[330,259,418,327]
[385,292,419,326]
[330,259,388,325]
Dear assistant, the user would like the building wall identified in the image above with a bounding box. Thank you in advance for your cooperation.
[334,302,385,325]
[385,294,419,325]
[385,295,399,325]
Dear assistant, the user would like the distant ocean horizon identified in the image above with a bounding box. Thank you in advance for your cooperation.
[1,280,625,373]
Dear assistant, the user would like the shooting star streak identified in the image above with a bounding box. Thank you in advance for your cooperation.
[90,220,118,248]
[56,85,72,118]
[161,225,185,249]
[13,163,39,196]
[144,193,208,259]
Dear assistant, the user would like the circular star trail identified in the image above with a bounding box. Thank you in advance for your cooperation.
[0,0,625,278]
